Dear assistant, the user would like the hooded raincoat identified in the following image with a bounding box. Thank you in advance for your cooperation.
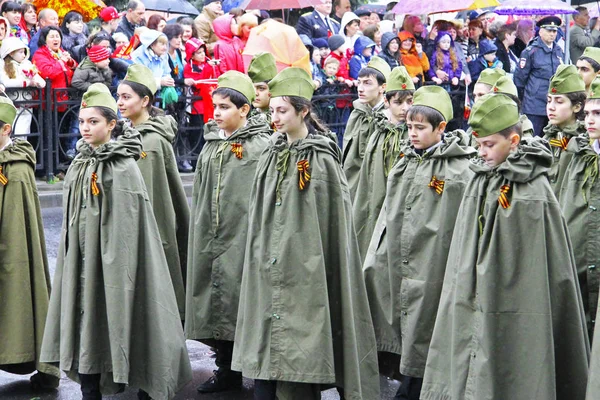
[421,138,590,400]
[378,32,401,69]
[40,129,192,399]
[363,131,476,378]
[398,31,430,83]
[135,115,189,319]
[185,118,271,342]
[212,14,245,76]
[343,99,386,199]
[231,131,380,400]
[542,120,587,194]
[0,139,59,379]
[349,36,375,79]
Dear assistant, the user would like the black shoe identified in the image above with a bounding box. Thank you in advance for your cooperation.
[196,368,242,393]
[30,371,60,390]
[138,389,151,400]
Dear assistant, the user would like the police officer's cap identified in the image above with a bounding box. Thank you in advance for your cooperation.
[537,16,562,31]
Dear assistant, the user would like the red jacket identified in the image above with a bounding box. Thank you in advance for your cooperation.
[183,61,216,115]
[212,14,245,76]
[32,45,77,112]
[325,51,350,80]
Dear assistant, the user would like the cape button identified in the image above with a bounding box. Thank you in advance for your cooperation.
[402,259,408,264]
[406,205,411,210]
[590,205,597,211]
[589,265,596,270]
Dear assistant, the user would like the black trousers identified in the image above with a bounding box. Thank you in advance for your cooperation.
[525,114,549,137]
[79,373,101,400]
[213,340,235,370]
[394,375,423,400]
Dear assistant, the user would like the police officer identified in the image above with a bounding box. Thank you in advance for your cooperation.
[514,16,564,136]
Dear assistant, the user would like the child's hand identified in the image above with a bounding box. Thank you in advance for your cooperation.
[415,43,423,54]
[345,79,353,87]
[412,77,420,83]
[184,78,195,86]
[451,77,459,86]
[327,78,334,84]
[436,70,449,81]
[432,77,443,85]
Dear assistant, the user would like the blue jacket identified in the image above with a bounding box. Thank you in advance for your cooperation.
[296,10,340,41]
[131,46,171,90]
[514,36,564,116]
[349,36,375,79]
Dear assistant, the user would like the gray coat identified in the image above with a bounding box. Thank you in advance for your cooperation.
[569,24,600,64]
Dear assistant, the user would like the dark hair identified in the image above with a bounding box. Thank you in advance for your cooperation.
[283,96,329,134]
[1,1,22,15]
[178,17,198,37]
[229,8,244,17]
[497,121,522,138]
[468,19,484,30]
[212,87,250,108]
[146,14,166,30]
[433,20,453,32]
[93,106,124,136]
[38,26,63,48]
[407,105,445,127]
[163,24,183,41]
[497,23,517,42]
[119,80,162,117]
[363,25,379,42]
[61,11,83,34]
[579,56,600,72]
[344,19,360,36]
[576,6,588,14]
[565,91,588,121]
[86,31,111,48]
[20,2,36,16]
[385,90,415,102]
[358,67,386,85]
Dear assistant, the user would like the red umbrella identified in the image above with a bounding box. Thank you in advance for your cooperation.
[242,0,325,22]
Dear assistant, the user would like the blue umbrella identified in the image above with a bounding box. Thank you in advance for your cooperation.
[354,4,388,16]
[224,0,250,12]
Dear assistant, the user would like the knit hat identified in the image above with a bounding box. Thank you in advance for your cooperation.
[328,34,345,51]
[247,52,278,83]
[549,64,586,94]
[469,93,520,138]
[313,38,328,49]
[269,67,314,100]
[217,70,255,104]
[386,66,415,92]
[366,55,391,81]
[185,37,207,61]
[123,64,158,95]
[139,29,166,48]
[412,85,453,122]
[99,6,119,22]
[0,96,17,125]
[476,67,506,86]
[492,76,519,97]
[0,36,28,60]
[589,76,600,99]
[81,83,118,113]
[581,47,600,65]
[88,45,111,63]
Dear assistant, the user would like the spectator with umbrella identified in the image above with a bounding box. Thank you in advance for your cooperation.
[195,0,224,55]
[296,0,340,41]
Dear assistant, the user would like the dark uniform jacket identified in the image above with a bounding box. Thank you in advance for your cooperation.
[296,10,340,41]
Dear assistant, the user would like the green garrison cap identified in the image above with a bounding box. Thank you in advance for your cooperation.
[589,76,600,99]
[269,67,314,100]
[469,93,520,138]
[217,70,256,103]
[0,96,17,125]
[81,83,117,113]
[476,67,506,86]
[366,55,391,81]
[386,66,415,92]
[123,64,158,95]
[247,52,278,83]
[492,76,518,97]
[549,64,586,94]
[412,85,453,122]
[581,47,600,65]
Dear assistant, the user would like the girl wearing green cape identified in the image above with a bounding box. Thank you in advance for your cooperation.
[116,64,189,320]
[231,67,379,400]
[40,84,192,400]
[543,64,587,193]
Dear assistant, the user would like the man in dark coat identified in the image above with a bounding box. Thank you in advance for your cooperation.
[296,1,340,41]
[115,0,145,40]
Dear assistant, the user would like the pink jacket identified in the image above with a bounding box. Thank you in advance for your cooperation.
[212,14,244,76]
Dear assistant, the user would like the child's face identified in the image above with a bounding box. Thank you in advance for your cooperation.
[325,62,339,76]
[547,94,580,128]
[401,38,413,51]
[388,39,400,53]
[79,107,116,149]
[357,74,384,107]
[438,35,451,51]
[10,48,27,63]
[253,82,270,110]
[362,47,373,58]
[312,50,321,65]
[386,93,413,123]
[483,52,496,62]
[473,83,492,103]
[193,47,206,63]
[577,59,598,89]
[94,58,110,69]
[319,47,330,58]
[476,133,518,167]
[407,114,444,150]
[212,93,247,134]
[585,99,600,140]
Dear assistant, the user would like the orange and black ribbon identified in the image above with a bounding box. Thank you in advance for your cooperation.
[428,175,445,195]
[549,137,569,151]
[91,172,100,196]
[297,159,311,191]
[498,184,511,209]
[231,143,243,159]
[0,166,7,186]
[140,151,147,159]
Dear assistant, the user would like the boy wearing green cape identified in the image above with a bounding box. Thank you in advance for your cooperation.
[185,70,272,393]
[0,97,60,389]
[342,55,391,199]
[491,76,534,138]
[421,94,589,400]
[247,52,277,125]
[363,85,475,400]
[352,66,414,261]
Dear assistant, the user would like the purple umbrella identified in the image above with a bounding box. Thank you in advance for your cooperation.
[494,0,577,15]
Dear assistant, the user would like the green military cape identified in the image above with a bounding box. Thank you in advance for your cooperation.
[542,120,587,194]
[0,139,58,378]
[231,131,380,400]
[40,129,192,399]
[342,99,386,199]
[558,135,600,340]
[421,138,589,400]
[136,115,189,319]
[363,131,476,378]
[185,118,271,342]
[352,118,407,261]
[248,107,272,127]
